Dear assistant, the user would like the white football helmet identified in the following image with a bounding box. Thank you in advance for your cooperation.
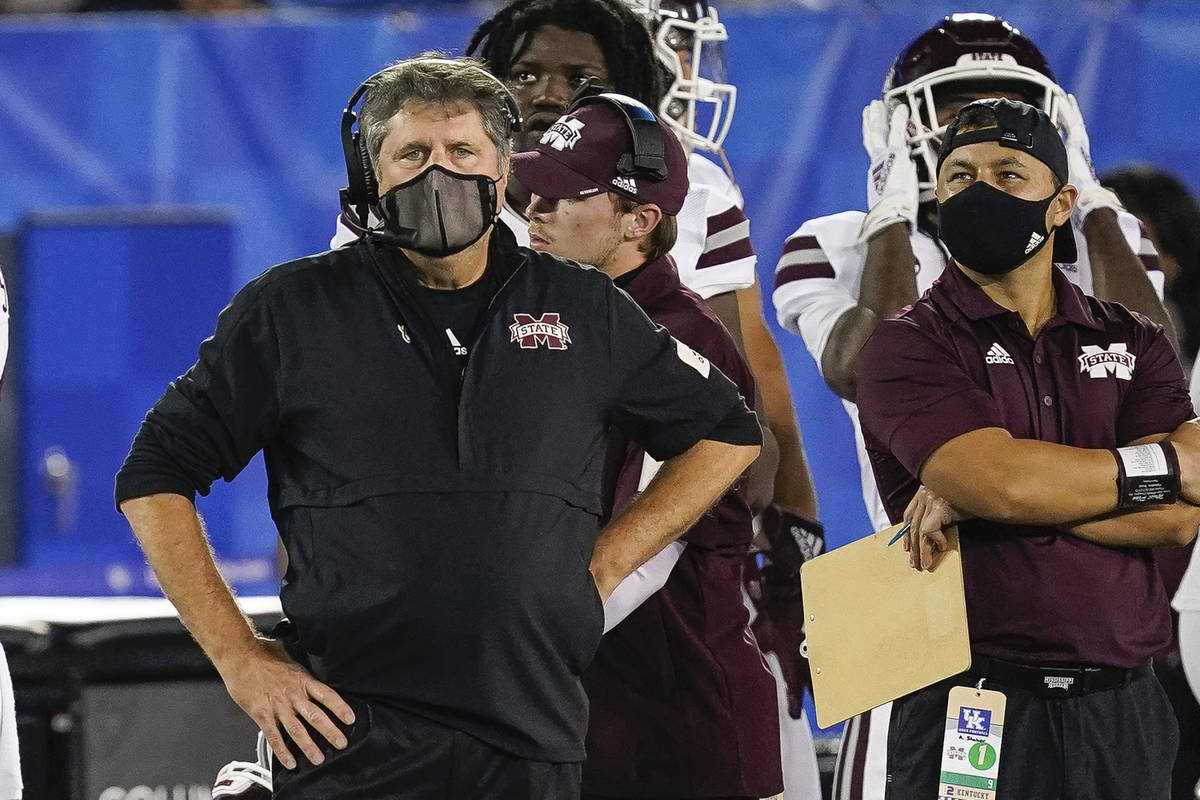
[884,13,1069,195]
[629,0,737,154]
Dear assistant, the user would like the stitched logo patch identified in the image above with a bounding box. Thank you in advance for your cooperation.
[510,313,571,350]
[1078,344,1135,380]
[541,118,585,151]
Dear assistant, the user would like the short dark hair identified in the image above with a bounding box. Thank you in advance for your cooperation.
[466,0,667,109]
[612,194,677,263]
[954,102,999,133]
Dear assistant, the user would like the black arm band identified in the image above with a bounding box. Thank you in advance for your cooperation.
[1112,441,1181,509]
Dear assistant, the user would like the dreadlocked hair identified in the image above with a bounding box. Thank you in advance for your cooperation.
[466,0,668,109]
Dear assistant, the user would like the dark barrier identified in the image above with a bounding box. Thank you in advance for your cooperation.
[3,598,281,800]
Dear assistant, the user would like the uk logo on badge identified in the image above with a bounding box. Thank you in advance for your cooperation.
[957,707,992,736]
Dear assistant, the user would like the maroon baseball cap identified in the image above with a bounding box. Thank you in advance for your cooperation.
[510,96,689,215]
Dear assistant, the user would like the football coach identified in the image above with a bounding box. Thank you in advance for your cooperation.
[856,97,1200,799]
[115,55,760,800]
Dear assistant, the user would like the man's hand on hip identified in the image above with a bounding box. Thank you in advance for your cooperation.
[220,637,356,770]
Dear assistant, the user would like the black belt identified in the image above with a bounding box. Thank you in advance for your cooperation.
[966,656,1150,697]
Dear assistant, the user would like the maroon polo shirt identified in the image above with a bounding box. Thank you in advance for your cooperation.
[857,263,1193,669]
[582,255,782,798]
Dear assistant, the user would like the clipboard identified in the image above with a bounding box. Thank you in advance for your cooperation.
[799,523,970,728]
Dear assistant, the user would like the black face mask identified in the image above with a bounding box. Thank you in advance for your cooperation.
[377,164,499,257]
[938,181,1060,275]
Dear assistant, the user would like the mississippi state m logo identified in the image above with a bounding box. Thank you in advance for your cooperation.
[510,313,571,350]
[1078,343,1135,380]
[541,118,585,151]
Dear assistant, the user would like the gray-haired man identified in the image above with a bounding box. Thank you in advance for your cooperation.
[116,55,761,799]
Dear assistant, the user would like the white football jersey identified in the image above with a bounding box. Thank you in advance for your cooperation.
[0,643,18,800]
[0,267,8,388]
[773,209,1163,531]
[1176,364,1200,614]
[500,203,530,247]
[672,153,755,299]
[0,271,12,799]
[331,153,757,300]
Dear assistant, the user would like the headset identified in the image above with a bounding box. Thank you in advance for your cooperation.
[340,58,523,229]
[567,81,669,181]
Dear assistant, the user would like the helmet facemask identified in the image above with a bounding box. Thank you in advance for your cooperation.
[656,9,737,153]
[885,54,1069,198]
[631,0,737,155]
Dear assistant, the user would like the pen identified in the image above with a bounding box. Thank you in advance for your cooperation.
[888,521,911,546]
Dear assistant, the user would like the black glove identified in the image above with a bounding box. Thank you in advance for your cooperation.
[747,550,813,717]
[760,505,825,574]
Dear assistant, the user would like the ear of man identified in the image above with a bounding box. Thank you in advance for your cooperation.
[1049,183,1078,229]
[625,203,663,242]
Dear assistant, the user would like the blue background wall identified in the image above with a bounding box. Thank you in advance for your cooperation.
[1,1,1197,595]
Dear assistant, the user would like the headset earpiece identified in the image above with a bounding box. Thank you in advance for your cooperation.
[567,92,669,181]
[341,85,376,230]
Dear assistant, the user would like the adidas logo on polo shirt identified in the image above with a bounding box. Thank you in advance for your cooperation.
[985,343,1015,365]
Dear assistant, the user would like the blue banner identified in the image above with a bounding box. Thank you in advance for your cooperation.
[0,3,1196,591]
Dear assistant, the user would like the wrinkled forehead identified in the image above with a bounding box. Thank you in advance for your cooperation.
[384,102,488,139]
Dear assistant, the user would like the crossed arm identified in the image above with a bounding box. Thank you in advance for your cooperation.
[900,422,1200,570]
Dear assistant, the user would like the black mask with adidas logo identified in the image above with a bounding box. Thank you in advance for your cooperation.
[938,181,1060,275]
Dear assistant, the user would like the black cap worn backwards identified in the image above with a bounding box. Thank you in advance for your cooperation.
[937,97,1068,184]
[937,97,1076,263]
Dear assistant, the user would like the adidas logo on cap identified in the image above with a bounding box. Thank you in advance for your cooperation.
[611,175,638,194]
[985,342,1015,365]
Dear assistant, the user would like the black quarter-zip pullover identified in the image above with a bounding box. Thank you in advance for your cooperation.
[116,225,760,762]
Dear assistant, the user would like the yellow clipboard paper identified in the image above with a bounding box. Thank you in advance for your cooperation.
[800,524,970,729]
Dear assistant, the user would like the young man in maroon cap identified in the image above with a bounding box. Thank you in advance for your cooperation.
[511,93,783,800]
[856,97,1200,799]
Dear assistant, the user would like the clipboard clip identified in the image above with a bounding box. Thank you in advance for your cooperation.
[800,638,809,660]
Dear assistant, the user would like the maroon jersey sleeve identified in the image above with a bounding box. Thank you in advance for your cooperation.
[856,315,1006,479]
[1115,316,1194,445]
[610,288,757,551]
